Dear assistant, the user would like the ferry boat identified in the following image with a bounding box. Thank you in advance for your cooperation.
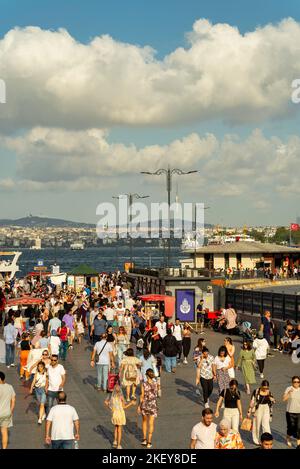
[70,242,84,250]
[0,251,22,280]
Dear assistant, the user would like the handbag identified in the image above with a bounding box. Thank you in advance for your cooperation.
[241,417,252,431]
[107,368,119,392]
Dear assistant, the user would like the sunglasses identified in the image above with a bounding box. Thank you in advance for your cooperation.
[293,381,300,384]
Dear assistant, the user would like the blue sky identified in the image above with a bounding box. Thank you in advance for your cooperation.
[0,1,300,225]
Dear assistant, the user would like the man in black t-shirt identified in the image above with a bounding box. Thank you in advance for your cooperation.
[196,300,205,334]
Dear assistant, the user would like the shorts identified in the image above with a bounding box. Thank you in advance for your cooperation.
[0,415,12,428]
[35,387,47,404]
[70,331,75,339]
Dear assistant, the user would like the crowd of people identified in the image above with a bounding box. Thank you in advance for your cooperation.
[0,272,300,450]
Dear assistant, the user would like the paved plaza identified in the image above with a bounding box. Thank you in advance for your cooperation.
[2,329,300,449]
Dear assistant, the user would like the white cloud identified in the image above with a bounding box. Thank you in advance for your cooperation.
[1,127,300,200]
[0,18,300,129]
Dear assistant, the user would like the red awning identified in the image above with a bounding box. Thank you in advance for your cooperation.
[138,294,175,318]
[27,272,51,277]
[6,297,45,306]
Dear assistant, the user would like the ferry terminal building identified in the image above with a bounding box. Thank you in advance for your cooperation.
[180,241,300,272]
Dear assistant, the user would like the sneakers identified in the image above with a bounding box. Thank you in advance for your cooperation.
[204,403,209,409]
[38,418,42,425]
[183,359,188,365]
[260,373,264,379]
[6,365,10,369]
[10,363,15,367]
[195,389,201,396]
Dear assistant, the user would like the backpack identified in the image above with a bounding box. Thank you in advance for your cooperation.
[59,327,68,342]
[125,362,138,381]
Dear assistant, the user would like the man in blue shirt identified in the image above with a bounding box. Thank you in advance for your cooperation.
[3,318,18,367]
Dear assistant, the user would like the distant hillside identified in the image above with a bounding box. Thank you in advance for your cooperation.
[0,216,94,228]
[0,216,214,229]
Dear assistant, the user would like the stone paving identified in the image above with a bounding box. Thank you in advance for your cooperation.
[2,329,300,449]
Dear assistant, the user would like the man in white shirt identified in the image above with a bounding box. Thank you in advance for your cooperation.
[48,331,61,356]
[46,355,66,411]
[115,302,125,316]
[172,319,183,362]
[0,372,16,449]
[104,303,115,327]
[48,315,62,335]
[155,316,167,339]
[45,391,79,449]
[190,408,217,449]
[90,334,115,391]
[89,307,99,327]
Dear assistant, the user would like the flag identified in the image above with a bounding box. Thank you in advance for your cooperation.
[290,223,300,231]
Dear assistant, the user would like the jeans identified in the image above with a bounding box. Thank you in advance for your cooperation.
[164,356,177,373]
[51,440,74,449]
[47,391,59,412]
[96,364,109,390]
[200,377,214,404]
[117,344,127,366]
[5,343,15,366]
[59,341,68,361]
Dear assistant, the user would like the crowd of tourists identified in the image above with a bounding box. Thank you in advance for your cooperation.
[0,273,300,450]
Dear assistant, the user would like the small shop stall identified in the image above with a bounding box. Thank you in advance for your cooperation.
[67,264,99,293]
[6,296,45,331]
[138,294,175,320]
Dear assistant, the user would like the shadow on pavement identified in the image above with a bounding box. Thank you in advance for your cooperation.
[82,375,97,388]
[93,424,114,446]
[124,416,143,441]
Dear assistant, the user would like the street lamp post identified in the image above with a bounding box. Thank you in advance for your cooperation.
[141,166,198,268]
[113,193,149,265]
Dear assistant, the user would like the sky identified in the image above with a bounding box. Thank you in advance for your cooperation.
[0,0,300,226]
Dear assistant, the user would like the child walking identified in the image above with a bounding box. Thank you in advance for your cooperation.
[104,383,135,449]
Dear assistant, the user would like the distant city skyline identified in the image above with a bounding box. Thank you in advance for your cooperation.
[0,1,300,224]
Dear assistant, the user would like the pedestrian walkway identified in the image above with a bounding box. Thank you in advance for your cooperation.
[3,329,298,449]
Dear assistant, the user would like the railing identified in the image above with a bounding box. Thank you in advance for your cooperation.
[225,287,300,321]
[128,267,219,278]
[127,267,272,280]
